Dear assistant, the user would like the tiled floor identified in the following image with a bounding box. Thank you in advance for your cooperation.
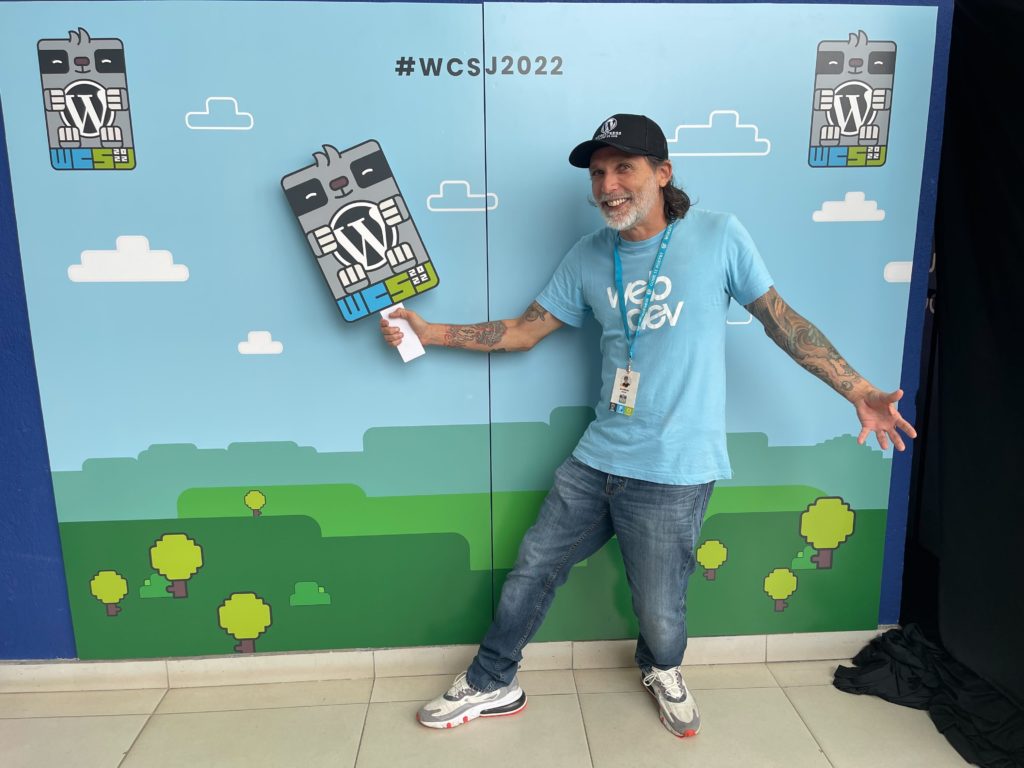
[0,660,969,768]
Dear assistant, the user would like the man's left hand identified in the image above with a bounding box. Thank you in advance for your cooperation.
[853,388,918,451]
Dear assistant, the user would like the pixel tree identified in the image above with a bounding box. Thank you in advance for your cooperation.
[763,568,798,612]
[90,570,128,616]
[218,592,273,653]
[800,497,855,569]
[150,533,204,598]
[244,489,266,518]
[696,539,728,580]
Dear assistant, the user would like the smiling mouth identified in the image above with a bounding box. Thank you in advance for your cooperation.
[333,189,352,200]
[603,197,631,212]
[75,66,91,73]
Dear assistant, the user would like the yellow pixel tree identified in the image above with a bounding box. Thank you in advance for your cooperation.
[764,568,798,612]
[90,570,128,616]
[243,490,266,518]
[150,533,204,598]
[696,539,728,580]
[218,592,272,653]
[800,497,855,569]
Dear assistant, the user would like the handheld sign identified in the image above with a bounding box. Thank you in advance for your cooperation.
[281,141,438,361]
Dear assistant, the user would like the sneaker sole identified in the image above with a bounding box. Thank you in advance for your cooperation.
[416,690,527,730]
[644,683,700,738]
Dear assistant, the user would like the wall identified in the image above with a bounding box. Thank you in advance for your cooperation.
[0,0,950,660]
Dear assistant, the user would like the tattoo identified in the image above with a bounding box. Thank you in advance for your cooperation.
[745,287,864,397]
[475,321,507,347]
[523,301,549,323]
[443,326,477,349]
[442,321,507,349]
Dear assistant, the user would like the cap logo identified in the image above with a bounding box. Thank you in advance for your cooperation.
[595,117,621,140]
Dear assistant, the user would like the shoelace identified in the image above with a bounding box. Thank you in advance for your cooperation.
[643,667,685,700]
[446,672,475,698]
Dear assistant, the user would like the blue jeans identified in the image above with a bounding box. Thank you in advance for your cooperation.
[467,455,713,692]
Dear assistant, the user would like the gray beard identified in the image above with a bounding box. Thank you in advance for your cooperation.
[599,184,657,232]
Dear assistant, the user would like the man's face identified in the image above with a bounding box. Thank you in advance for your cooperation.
[589,147,671,233]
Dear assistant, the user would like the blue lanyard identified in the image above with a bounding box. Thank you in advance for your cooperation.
[613,222,675,371]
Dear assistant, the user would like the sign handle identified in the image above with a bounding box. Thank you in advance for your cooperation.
[382,302,425,363]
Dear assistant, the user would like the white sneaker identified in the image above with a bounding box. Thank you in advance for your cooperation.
[416,672,527,729]
[642,666,701,737]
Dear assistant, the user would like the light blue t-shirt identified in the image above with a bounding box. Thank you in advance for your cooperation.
[536,209,773,485]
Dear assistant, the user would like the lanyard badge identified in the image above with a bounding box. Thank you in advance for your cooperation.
[609,222,675,417]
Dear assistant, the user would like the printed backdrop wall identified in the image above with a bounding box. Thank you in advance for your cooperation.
[0,1,948,659]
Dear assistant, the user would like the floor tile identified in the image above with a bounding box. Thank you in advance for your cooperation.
[356,694,591,768]
[370,669,576,704]
[769,659,849,687]
[0,714,148,768]
[767,629,879,662]
[520,641,572,671]
[572,639,634,669]
[166,650,373,688]
[574,667,646,694]
[574,663,777,694]
[580,688,831,768]
[370,674,453,704]
[681,663,778,690]
[519,670,577,695]
[0,660,167,693]
[786,685,969,767]
[157,678,372,713]
[373,645,476,678]
[121,704,366,768]
[684,635,767,665]
[0,688,165,718]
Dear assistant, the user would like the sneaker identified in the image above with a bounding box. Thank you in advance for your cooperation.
[416,672,527,729]
[642,666,701,737]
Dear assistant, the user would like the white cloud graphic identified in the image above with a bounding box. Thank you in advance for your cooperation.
[884,262,913,283]
[68,236,188,283]
[667,110,771,157]
[812,192,886,222]
[238,331,283,355]
[426,180,498,212]
[726,299,753,326]
[185,97,254,131]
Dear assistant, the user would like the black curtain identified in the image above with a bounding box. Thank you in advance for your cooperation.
[906,0,1024,707]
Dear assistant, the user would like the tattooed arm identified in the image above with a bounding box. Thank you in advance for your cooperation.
[380,301,564,353]
[744,287,917,451]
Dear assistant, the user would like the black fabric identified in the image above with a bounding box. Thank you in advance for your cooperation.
[835,626,1024,767]
[931,0,1024,708]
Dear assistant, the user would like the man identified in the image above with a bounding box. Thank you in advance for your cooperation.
[380,113,916,737]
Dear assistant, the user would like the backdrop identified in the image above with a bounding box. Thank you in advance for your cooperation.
[0,0,950,659]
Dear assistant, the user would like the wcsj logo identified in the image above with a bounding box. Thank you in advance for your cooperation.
[808,30,896,168]
[38,28,136,170]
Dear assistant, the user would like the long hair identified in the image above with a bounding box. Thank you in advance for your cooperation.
[646,157,691,222]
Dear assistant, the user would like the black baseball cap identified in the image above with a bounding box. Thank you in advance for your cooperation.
[569,113,669,168]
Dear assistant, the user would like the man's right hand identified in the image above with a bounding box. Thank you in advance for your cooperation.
[380,307,431,348]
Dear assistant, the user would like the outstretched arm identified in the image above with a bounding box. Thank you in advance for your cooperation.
[380,301,564,353]
[744,287,917,451]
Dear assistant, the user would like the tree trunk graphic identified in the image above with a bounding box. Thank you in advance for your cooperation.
[774,599,788,612]
[106,604,121,616]
[704,569,718,581]
[810,549,834,569]
[235,639,256,653]
[166,580,189,598]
